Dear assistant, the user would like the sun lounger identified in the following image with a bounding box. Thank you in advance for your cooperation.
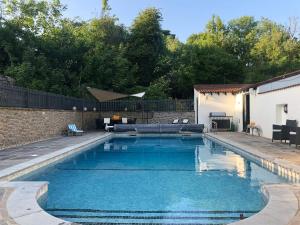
[68,124,84,136]
[122,118,128,124]
[182,119,189,124]
[172,119,179,124]
[104,118,114,132]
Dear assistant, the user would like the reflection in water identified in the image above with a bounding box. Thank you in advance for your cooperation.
[104,142,128,151]
[195,139,249,179]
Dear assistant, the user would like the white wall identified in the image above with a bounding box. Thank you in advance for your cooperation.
[194,89,244,131]
[250,86,300,139]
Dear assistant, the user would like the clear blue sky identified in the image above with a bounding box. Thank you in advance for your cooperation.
[61,0,300,42]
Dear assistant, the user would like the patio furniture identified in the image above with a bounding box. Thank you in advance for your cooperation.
[68,124,84,136]
[135,124,161,133]
[272,120,298,143]
[272,124,283,142]
[181,124,204,133]
[289,127,300,148]
[172,119,179,124]
[122,118,128,124]
[246,122,260,136]
[104,118,114,132]
[182,119,189,124]
[282,120,298,143]
[128,118,137,124]
[114,124,204,133]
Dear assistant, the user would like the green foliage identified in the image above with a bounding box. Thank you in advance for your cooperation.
[145,76,170,100]
[1,2,300,100]
[127,8,164,86]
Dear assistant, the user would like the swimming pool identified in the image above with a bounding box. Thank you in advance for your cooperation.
[16,136,290,225]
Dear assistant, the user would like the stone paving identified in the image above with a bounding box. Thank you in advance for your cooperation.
[0,132,105,170]
[207,132,300,172]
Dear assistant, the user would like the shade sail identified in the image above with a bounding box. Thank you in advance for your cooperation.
[87,87,145,102]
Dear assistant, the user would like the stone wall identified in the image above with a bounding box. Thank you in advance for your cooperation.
[0,108,195,150]
[0,107,99,150]
[148,112,195,124]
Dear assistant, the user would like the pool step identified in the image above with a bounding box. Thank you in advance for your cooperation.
[47,209,257,225]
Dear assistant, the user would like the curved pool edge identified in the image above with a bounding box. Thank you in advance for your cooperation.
[1,181,299,225]
[3,181,75,225]
[229,184,299,225]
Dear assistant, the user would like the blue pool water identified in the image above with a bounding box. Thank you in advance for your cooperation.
[17,137,290,225]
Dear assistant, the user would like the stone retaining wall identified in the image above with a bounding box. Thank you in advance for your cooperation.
[0,107,99,150]
[0,108,194,150]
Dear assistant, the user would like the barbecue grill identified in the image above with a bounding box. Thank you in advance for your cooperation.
[209,112,233,131]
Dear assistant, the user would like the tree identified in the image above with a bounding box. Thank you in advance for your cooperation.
[248,19,300,82]
[2,1,300,99]
[145,76,170,99]
[101,0,111,17]
[187,15,226,47]
[225,16,258,67]
[127,8,164,86]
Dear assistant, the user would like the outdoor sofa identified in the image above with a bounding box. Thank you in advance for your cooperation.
[114,124,204,133]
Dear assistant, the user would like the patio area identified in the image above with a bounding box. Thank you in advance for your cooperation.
[0,132,106,171]
[206,132,300,173]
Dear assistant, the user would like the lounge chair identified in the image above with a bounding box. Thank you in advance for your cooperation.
[68,124,84,136]
[172,118,179,124]
[122,118,128,124]
[182,119,189,124]
[104,118,114,132]
[289,127,300,148]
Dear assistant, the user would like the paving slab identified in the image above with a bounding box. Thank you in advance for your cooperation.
[0,132,105,170]
[206,132,300,174]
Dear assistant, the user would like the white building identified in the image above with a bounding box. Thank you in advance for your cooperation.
[194,70,300,139]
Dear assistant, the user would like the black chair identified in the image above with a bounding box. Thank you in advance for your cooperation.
[272,120,297,143]
[272,124,283,142]
[289,127,300,148]
[283,120,298,143]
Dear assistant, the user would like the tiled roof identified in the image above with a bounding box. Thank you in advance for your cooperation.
[194,84,251,94]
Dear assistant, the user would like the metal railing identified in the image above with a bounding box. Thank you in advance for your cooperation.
[0,83,194,112]
[99,99,194,112]
[0,83,99,111]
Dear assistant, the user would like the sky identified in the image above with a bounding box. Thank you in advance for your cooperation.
[60,0,300,42]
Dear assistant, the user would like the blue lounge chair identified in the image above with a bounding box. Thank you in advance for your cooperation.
[68,124,84,136]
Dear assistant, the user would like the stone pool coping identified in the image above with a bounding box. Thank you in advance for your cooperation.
[0,133,113,181]
[0,132,299,225]
[1,181,299,225]
[205,133,300,182]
